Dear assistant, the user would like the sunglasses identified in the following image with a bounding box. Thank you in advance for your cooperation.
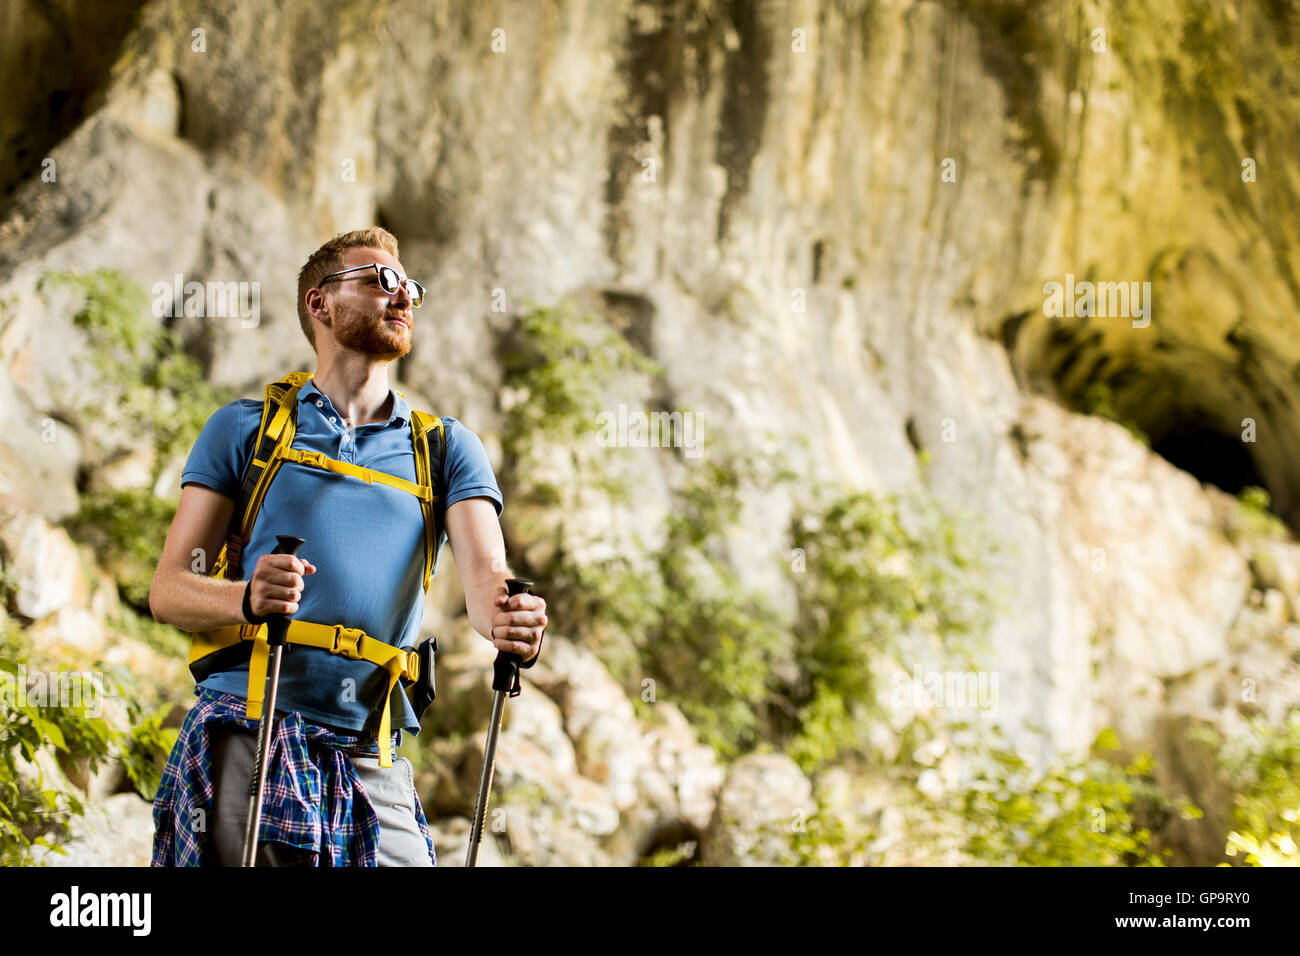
[318,263,426,308]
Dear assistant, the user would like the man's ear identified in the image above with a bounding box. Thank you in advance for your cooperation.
[305,288,332,329]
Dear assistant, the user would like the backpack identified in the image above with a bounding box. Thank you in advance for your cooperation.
[206,369,445,592]
[185,371,445,766]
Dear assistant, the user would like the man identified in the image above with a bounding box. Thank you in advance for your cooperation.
[148,227,546,866]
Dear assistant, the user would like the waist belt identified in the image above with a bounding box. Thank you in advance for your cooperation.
[189,621,419,768]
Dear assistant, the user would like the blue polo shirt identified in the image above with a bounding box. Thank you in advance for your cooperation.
[179,376,502,735]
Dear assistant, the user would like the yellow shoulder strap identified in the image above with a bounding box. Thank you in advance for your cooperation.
[410,409,445,593]
[210,370,311,581]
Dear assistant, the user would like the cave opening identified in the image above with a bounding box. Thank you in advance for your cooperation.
[996,308,1300,533]
[1150,423,1265,498]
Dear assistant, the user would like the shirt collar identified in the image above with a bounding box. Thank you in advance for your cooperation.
[297,376,411,428]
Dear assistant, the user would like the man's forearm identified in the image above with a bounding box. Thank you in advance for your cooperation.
[150,569,249,633]
[466,567,511,642]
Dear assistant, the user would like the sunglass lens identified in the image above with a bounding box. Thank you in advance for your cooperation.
[378,266,400,294]
[408,281,425,308]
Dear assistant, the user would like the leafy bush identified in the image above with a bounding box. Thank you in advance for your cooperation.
[64,488,176,612]
[0,618,176,865]
[1214,711,1300,866]
[908,725,1201,866]
[755,723,1203,867]
[495,301,800,754]
[769,808,879,867]
[39,269,233,611]
[542,455,1003,769]
[498,301,662,504]
[540,450,792,758]
[1082,381,1150,446]
[40,269,231,482]
[785,488,1002,772]
[1233,485,1288,540]
[639,841,698,867]
[641,456,792,757]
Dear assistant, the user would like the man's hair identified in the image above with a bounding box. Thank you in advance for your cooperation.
[296,227,400,351]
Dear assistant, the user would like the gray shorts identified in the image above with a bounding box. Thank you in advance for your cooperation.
[207,724,435,867]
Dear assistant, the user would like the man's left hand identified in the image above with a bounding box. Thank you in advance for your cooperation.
[491,587,547,663]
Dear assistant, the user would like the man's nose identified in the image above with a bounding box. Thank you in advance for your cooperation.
[390,282,412,308]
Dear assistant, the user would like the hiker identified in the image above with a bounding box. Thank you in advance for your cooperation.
[147,227,546,866]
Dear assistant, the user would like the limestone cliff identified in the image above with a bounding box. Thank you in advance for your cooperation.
[2,0,1299,865]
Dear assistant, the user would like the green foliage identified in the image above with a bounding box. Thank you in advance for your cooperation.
[107,602,190,660]
[1213,711,1300,866]
[498,301,662,503]
[786,488,1001,772]
[1234,485,1288,540]
[544,550,659,696]
[41,269,232,481]
[492,305,997,785]
[64,488,176,612]
[0,271,198,862]
[1082,382,1149,447]
[545,457,1000,770]
[0,619,175,865]
[749,722,1213,867]
[770,808,879,867]
[640,841,697,867]
[39,269,233,610]
[496,301,810,757]
[918,725,1199,866]
[1239,486,1271,515]
[115,698,177,801]
[545,451,792,760]
[645,457,791,758]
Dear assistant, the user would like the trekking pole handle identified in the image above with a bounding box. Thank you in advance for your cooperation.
[265,535,305,647]
[492,578,533,694]
[242,533,305,866]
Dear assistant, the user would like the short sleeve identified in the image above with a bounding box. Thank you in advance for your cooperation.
[180,399,259,500]
[441,416,503,518]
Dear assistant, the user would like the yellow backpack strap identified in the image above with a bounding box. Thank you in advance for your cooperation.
[210,371,310,580]
[278,448,432,501]
[409,410,446,593]
[193,621,419,766]
[189,371,310,684]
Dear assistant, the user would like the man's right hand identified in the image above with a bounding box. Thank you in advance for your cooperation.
[248,553,317,617]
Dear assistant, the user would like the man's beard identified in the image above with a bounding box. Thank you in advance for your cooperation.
[330,302,412,359]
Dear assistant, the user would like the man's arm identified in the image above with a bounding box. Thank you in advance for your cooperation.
[445,496,545,660]
[149,484,247,631]
[149,484,314,632]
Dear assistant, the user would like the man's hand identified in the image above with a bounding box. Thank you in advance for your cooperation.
[490,587,547,662]
[249,553,317,617]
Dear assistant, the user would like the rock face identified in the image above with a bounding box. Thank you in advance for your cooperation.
[702,753,814,866]
[423,633,729,866]
[3,0,1300,864]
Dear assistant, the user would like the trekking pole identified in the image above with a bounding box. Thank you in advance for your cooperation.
[466,577,533,867]
[241,534,306,867]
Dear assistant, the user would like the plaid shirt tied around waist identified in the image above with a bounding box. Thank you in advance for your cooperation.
[151,687,436,866]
